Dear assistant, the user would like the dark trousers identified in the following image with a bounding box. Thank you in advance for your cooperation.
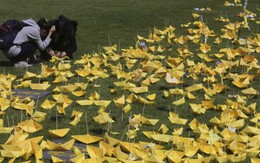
[9,42,37,63]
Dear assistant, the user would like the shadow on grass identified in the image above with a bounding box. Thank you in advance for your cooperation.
[0,61,12,66]
[90,127,106,135]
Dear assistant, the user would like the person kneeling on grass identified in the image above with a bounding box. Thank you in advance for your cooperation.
[3,18,56,67]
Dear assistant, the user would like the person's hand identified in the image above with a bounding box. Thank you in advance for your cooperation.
[47,25,56,38]
[49,25,56,34]
[55,51,67,58]
[48,49,55,56]
[60,52,66,57]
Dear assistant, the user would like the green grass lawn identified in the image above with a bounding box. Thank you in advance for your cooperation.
[0,0,260,162]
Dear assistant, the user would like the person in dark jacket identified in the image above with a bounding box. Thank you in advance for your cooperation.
[40,15,78,60]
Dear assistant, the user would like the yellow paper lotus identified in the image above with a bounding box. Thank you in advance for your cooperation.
[126,93,138,103]
[30,82,50,90]
[53,94,73,105]
[58,84,78,92]
[76,99,94,106]
[185,84,203,92]
[72,134,102,144]
[1,135,44,160]
[93,100,111,107]
[122,104,131,113]
[147,93,156,101]
[93,112,115,124]
[104,133,120,146]
[113,95,125,107]
[158,124,169,134]
[74,82,88,90]
[70,153,85,162]
[130,86,149,93]
[172,96,185,106]
[113,146,129,161]
[169,89,184,95]
[37,64,55,78]
[0,145,26,158]
[70,115,81,126]
[165,73,183,84]
[186,92,197,99]
[122,82,136,90]
[251,158,260,163]
[49,128,70,137]
[31,111,46,122]
[4,132,29,145]
[241,87,259,95]
[31,141,43,160]
[168,112,187,125]
[44,139,75,151]
[241,126,260,135]
[172,128,183,136]
[167,150,185,162]
[18,119,43,133]
[225,119,245,129]
[175,35,187,45]
[131,69,143,81]
[70,110,83,126]
[75,69,91,77]
[12,101,34,112]
[99,141,114,157]
[56,105,66,114]
[137,96,155,105]
[142,118,159,126]
[232,78,250,88]
[71,110,83,118]
[41,99,56,109]
[200,43,211,53]
[198,53,214,62]
[87,145,104,158]
[51,155,66,163]
[0,126,13,134]
[151,134,173,143]
[71,90,86,97]
[0,97,10,111]
[0,119,13,133]
[23,71,37,79]
[190,103,206,114]
[184,143,199,157]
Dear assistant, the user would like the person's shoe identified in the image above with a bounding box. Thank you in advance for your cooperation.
[14,61,32,67]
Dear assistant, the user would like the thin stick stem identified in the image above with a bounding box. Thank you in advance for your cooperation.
[55,107,58,129]
[85,111,89,134]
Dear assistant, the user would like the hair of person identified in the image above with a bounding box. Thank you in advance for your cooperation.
[37,18,49,30]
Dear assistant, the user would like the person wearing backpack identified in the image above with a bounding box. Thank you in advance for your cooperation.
[1,18,56,67]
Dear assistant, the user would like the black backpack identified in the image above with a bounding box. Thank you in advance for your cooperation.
[0,20,28,50]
